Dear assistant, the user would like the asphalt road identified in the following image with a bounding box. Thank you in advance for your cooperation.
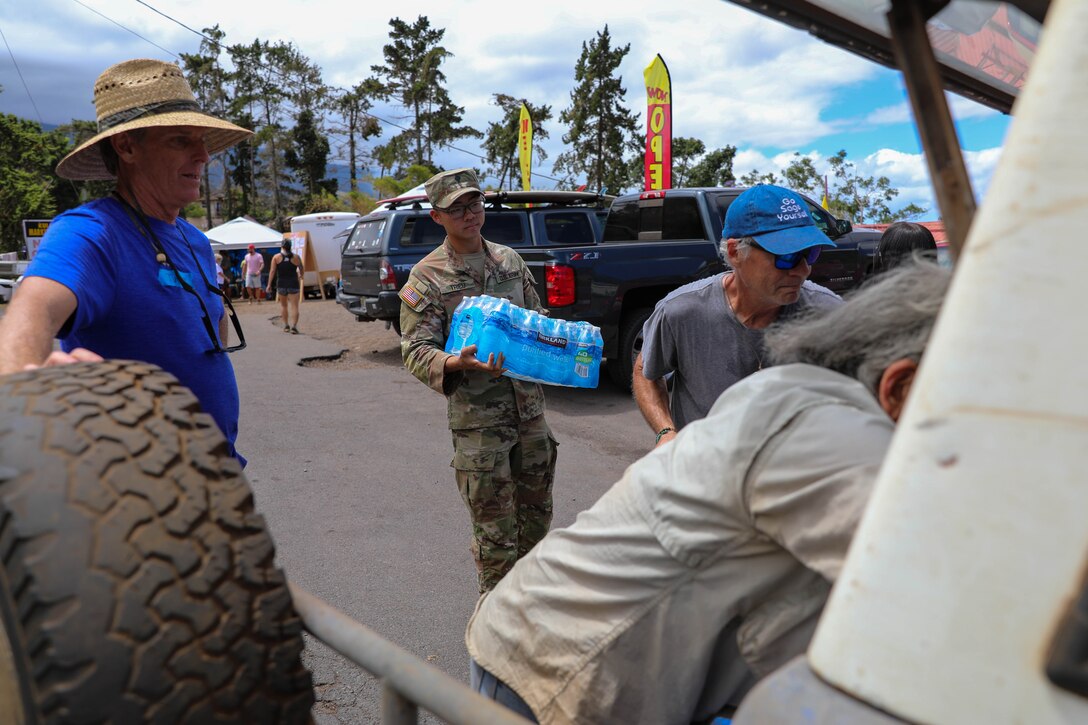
[231,303,650,723]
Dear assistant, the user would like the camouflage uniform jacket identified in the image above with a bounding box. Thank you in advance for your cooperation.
[400,237,547,430]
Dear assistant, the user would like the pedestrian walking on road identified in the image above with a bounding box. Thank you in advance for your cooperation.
[242,243,264,304]
[400,168,558,594]
[268,239,303,334]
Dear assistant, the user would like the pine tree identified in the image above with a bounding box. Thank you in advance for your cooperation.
[370,16,479,168]
[554,25,641,194]
[332,79,383,193]
[229,39,322,225]
[481,94,552,189]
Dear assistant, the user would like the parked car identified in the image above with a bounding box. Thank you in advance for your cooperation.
[336,190,612,333]
[0,276,17,304]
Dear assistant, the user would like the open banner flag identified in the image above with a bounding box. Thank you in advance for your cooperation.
[643,54,672,191]
[518,104,533,191]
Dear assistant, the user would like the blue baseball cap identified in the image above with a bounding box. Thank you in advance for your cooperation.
[723,184,836,254]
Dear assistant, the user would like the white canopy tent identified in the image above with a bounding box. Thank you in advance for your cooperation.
[206,217,283,250]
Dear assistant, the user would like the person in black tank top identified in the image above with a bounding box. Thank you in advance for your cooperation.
[267,239,303,333]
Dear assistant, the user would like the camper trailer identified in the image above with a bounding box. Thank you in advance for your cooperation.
[289,212,361,298]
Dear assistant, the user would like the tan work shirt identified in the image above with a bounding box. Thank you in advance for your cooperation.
[465,364,893,724]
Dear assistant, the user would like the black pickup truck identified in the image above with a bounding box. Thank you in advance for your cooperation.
[336,190,612,333]
[519,186,881,389]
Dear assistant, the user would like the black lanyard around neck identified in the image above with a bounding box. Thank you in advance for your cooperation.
[112,192,246,353]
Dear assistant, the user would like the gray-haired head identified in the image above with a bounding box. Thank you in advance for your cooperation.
[764,260,951,395]
[719,236,755,262]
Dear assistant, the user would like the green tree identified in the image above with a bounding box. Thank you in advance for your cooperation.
[227,110,260,220]
[687,145,737,187]
[368,163,434,199]
[371,16,480,168]
[670,137,705,187]
[779,152,822,198]
[229,39,321,225]
[0,114,68,253]
[739,168,780,187]
[181,26,238,228]
[52,120,112,209]
[825,149,925,222]
[332,79,384,193]
[767,151,926,222]
[285,107,333,209]
[482,94,553,189]
[372,135,412,179]
[553,25,641,194]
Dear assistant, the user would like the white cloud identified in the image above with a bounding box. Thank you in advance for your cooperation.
[866,103,911,125]
[948,93,1002,121]
[1,0,1006,199]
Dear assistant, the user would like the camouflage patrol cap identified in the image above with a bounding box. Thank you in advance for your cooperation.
[425,168,482,209]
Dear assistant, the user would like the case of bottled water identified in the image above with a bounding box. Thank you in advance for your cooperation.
[445,295,603,388]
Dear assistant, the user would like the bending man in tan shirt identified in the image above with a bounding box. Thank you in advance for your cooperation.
[466,261,951,725]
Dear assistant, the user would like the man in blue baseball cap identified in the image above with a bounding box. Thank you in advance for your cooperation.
[634,184,842,446]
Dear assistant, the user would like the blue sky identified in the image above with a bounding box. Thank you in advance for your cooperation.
[0,0,1014,220]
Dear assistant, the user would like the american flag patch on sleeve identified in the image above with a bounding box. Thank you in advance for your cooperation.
[399,284,422,307]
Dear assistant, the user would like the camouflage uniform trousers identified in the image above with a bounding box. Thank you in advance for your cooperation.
[451,415,558,593]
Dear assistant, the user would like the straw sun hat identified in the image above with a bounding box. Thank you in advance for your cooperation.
[56,58,253,181]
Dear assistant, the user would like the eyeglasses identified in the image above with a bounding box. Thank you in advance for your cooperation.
[114,193,246,354]
[437,199,485,219]
[754,244,823,270]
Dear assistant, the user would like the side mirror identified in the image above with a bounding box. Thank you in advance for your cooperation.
[836,218,853,236]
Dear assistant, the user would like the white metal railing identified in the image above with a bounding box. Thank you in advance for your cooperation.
[288,584,532,725]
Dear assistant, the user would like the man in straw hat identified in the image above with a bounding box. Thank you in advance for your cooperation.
[0,58,253,463]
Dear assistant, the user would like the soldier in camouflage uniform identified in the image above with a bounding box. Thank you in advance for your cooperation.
[400,168,558,593]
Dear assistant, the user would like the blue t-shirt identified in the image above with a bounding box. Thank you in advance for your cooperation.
[26,197,244,463]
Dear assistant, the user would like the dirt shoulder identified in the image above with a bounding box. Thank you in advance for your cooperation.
[235,297,400,370]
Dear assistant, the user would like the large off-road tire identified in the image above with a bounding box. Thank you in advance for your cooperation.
[0,361,314,723]
[606,306,653,391]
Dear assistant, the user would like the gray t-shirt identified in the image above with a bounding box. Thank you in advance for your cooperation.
[640,273,841,429]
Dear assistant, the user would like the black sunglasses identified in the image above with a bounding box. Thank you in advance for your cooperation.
[436,199,485,219]
[114,194,246,354]
[753,243,823,270]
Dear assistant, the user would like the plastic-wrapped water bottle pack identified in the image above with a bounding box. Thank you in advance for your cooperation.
[445,295,603,388]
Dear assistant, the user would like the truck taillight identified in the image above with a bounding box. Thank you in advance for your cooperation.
[379,259,396,291]
[545,264,575,307]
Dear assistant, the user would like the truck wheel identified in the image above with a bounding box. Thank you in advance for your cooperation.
[391,317,402,336]
[0,361,314,724]
[607,306,653,391]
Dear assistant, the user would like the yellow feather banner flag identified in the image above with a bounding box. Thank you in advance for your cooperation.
[518,104,533,192]
[643,54,672,190]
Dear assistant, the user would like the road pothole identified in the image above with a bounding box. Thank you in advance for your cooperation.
[298,349,393,370]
